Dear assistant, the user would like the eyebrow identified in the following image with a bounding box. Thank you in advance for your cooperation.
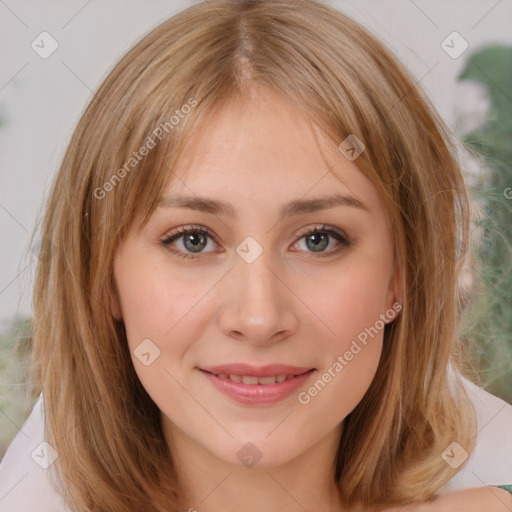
[157,193,369,219]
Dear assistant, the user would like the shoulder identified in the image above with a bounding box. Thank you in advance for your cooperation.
[0,395,71,512]
[437,376,512,495]
[427,486,512,511]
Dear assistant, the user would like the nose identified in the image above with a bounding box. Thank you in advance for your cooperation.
[217,245,299,346]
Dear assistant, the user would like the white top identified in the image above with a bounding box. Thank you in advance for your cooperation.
[0,376,511,511]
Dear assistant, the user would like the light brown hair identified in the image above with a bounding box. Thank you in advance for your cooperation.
[30,0,477,510]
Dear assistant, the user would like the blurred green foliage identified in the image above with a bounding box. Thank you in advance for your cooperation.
[0,317,36,459]
[458,46,512,405]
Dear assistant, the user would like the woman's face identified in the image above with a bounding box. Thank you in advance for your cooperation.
[112,86,401,470]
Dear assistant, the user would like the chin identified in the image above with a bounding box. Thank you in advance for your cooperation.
[216,436,301,470]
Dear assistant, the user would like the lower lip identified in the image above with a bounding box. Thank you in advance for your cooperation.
[200,369,316,405]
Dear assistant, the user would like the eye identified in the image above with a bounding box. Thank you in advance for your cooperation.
[160,223,352,260]
[291,224,352,257]
[160,225,219,259]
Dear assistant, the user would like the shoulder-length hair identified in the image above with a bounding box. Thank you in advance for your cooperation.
[30,0,477,510]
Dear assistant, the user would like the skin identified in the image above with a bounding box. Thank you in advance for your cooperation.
[111,85,507,511]
[383,487,512,512]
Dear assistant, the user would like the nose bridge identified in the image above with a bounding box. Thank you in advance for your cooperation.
[218,237,297,344]
[234,237,282,310]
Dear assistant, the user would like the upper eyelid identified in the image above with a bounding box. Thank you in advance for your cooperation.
[162,223,345,236]
[161,224,216,241]
[160,223,351,246]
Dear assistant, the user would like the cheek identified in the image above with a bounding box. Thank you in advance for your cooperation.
[305,258,390,355]
[293,255,390,418]
[115,269,170,343]
[114,252,206,345]
[298,271,387,422]
[113,254,204,407]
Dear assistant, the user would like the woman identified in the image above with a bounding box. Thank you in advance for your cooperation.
[0,1,511,510]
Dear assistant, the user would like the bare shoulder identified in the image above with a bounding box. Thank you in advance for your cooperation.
[427,486,512,512]
[438,486,512,511]
[381,486,512,512]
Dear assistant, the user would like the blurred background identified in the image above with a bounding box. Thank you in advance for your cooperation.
[1,0,511,458]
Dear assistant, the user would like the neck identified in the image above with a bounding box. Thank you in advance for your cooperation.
[164,420,346,512]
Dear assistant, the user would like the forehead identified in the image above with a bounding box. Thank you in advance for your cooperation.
[168,87,384,215]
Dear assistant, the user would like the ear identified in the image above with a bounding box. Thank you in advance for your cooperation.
[385,255,403,322]
[109,281,123,321]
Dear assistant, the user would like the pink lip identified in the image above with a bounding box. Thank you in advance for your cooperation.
[199,365,316,405]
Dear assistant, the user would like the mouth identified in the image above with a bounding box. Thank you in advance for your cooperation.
[198,364,316,405]
[199,363,315,382]
[201,372,308,385]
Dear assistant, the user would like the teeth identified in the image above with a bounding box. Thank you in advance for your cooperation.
[242,375,259,385]
[258,376,278,385]
[214,373,298,385]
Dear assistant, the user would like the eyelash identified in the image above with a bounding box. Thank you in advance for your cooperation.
[159,224,352,260]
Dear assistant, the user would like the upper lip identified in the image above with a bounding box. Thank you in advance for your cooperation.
[199,364,315,377]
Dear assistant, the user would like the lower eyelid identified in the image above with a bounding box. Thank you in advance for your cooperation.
[292,232,351,256]
[160,225,352,257]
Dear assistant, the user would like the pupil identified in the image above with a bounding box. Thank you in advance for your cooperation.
[308,233,328,252]
[182,231,330,254]
[185,233,206,252]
